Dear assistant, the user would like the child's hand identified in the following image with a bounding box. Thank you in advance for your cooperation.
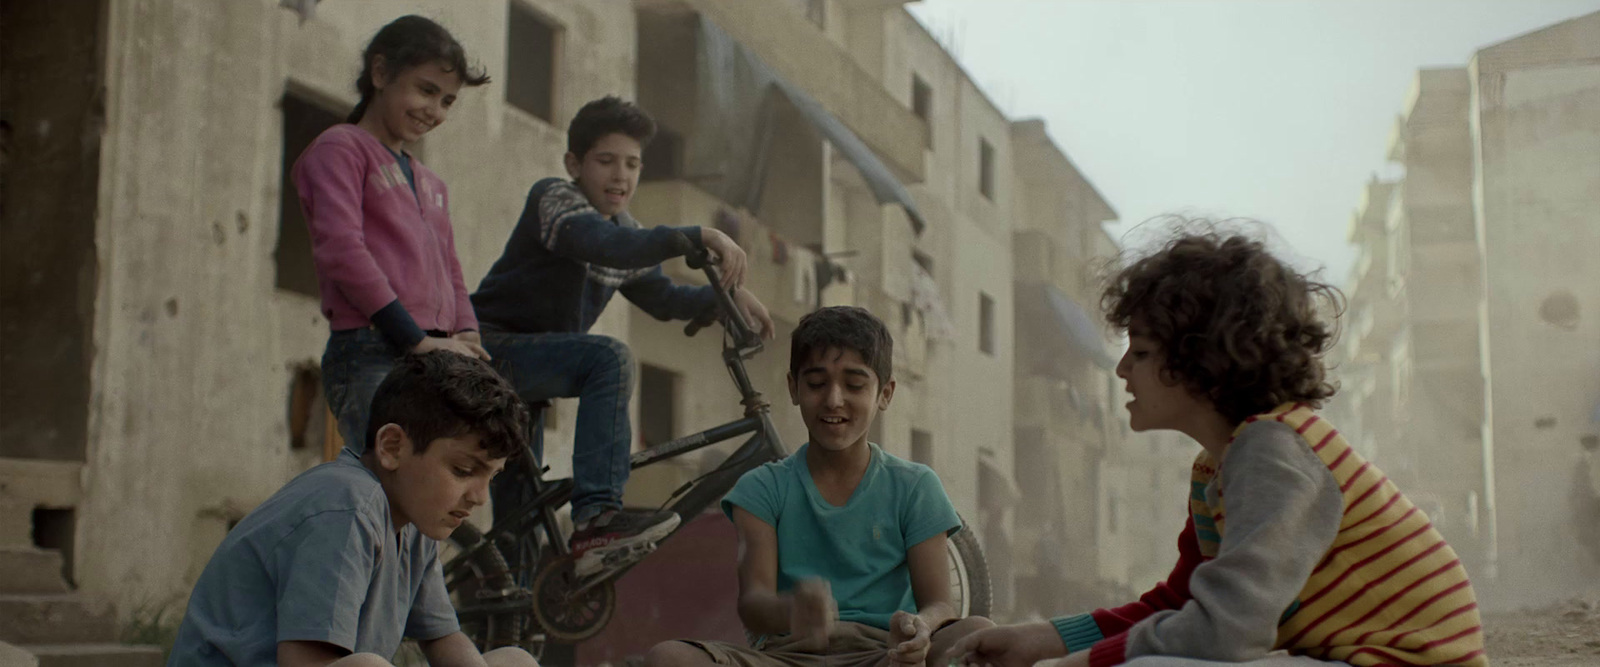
[949,621,1066,667]
[732,288,776,340]
[789,578,837,651]
[413,335,491,361]
[700,227,748,290]
[887,610,932,666]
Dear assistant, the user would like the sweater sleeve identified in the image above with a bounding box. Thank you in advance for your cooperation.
[1109,422,1344,666]
[534,179,705,269]
[619,267,718,323]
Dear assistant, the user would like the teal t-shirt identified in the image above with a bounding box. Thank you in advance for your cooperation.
[720,443,962,630]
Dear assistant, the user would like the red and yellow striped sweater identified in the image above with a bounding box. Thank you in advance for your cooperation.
[1063,403,1488,667]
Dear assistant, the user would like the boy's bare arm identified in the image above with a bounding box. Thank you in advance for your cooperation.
[731,505,837,647]
[732,506,792,635]
[905,532,957,628]
[887,532,956,664]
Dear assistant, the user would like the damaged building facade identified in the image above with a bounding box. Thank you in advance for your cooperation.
[1,0,1177,660]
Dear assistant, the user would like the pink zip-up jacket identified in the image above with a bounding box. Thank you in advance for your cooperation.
[291,124,477,337]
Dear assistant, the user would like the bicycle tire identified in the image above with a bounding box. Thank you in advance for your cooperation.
[445,522,536,654]
[949,521,993,618]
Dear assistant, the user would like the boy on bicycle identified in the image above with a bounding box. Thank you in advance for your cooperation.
[643,306,993,667]
[470,96,775,567]
[169,353,535,667]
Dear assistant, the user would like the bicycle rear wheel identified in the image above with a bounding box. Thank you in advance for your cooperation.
[444,522,544,657]
[947,518,993,618]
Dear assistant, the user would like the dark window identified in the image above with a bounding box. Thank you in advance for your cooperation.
[978,138,995,200]
[641,126,683,181]
[979,292,995,355]
[506,2,560,123]
[277,92,343,297]
[911,429,934,468]
[639,364,679,449]
[911,74,933,148]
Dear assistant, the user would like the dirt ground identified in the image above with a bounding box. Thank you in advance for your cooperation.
[1483,598,1600,666]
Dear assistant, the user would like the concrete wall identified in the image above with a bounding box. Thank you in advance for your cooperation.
[1470,11,1600,608]
[74,0,637,611]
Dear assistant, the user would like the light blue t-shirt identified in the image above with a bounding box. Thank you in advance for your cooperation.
[721,443,962,631]
[169,450,459,666]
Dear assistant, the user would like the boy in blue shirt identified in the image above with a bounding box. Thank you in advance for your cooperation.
[642,307,993,667]
[169,353,536,667]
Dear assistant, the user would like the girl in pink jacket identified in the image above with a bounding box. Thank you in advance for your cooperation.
[293,15,490,455]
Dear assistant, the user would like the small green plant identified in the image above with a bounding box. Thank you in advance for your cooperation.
[123,598,183,660]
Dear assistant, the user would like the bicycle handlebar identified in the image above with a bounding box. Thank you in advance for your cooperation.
[677,232,762,355]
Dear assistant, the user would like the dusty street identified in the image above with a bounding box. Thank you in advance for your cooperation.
[1484,598,1600,667]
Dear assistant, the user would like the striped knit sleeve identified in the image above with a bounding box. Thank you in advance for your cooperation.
[1120,421,1343,664]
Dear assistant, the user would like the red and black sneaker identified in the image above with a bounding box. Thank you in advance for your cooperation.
[569,508,681,561]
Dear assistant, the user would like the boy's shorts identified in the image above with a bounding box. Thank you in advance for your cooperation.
[678,620,963,667]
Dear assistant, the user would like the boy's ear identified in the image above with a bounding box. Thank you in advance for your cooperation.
[786,372,800,406]
[877,378,896,412]
[563,151,582,181]
[373,423,410,472]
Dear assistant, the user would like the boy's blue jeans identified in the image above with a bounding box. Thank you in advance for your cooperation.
[321,328,634,525]
[480,330,634,524]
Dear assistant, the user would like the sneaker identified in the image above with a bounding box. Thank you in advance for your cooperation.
[569,508,681,559]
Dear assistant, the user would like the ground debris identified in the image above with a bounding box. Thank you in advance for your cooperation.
[1484,597,1600,666]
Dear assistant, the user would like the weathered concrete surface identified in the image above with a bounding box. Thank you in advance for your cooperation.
[75,0,638,614]
[1471,11,1600,609]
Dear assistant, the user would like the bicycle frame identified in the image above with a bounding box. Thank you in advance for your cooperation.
[447,241,788,591]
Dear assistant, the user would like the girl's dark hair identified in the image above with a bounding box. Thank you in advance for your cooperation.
[347,15,491,124]
[790,306,894,385]
[567,96,657,158]
[1101,229,1344,425]
[364,351,529,460]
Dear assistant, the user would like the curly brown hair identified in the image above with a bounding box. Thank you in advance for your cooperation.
[1101,230,1343,425]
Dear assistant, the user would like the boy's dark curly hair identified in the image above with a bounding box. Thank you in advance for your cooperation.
[567,96,656,159]
[364,351,530,460]
[1100,230,1343,424]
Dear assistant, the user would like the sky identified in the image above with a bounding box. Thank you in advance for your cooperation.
[908,0,1600,282]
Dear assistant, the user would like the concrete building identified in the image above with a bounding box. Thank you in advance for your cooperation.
[2,1,643,660]
[1468,11,1600,609]
[2,0,1142,659]
[1328,10,1600,611]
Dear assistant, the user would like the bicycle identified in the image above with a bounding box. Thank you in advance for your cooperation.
[441,237,993,660]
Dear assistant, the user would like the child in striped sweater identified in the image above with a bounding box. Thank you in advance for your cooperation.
[953,233,1488,667]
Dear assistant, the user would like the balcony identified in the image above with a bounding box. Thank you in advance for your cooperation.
[631,180,842,331]
[637,0,926,183]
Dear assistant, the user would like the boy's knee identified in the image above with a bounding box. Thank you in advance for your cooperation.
[328,653,395,667]
[484,646,539,667]
[644,640,713,667]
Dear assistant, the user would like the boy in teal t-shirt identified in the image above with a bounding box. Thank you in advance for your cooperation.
[644,307,993,667]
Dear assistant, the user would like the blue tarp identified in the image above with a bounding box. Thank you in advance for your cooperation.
[688,16,926,234]
[1018,282,1117,370]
